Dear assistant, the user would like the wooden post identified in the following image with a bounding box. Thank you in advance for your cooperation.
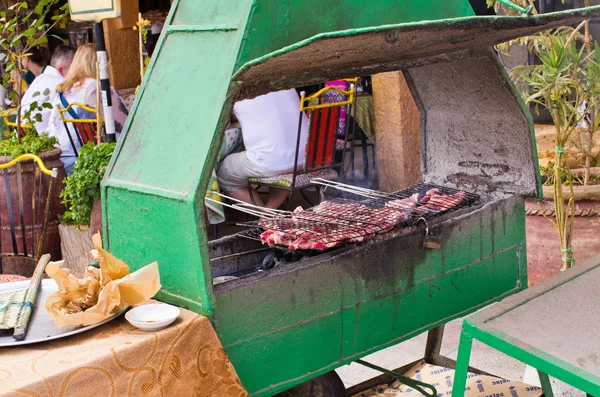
[138,13,144,82]
[101,0,140,90]
[372,71,421,192]
[96,60,101,145]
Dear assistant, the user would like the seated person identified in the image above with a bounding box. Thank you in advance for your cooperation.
[47,44,129,174]
[20,45,76,134]
[217,88,308,209]
[22,46,50,87]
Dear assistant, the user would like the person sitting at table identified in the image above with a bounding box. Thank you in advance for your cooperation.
[20,45,76,134]
[47,44,129,174]
[217,88,308,209]
[21,46,51,88]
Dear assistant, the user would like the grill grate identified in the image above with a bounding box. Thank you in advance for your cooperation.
[237,228,264,242]
[365,183,480,222]
[237,183,480,250]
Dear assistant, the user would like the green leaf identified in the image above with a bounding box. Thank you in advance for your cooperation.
[42,88,50,96]
[49,35,65,43]
[60,143,116,227]
[42,102,53,109]
[35,36,48,45]
[32,91,40,97]
[23,27,35,36]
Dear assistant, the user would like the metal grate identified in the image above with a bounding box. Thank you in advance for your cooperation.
[365,183,480,222]
[237,228,264,242]
[237,183,480,250]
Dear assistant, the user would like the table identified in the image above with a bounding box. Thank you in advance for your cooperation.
[451,254,600,397]
[0,302,248,397]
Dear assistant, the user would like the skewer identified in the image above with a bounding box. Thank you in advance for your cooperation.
[311,178,386,198]
[311,178,384,196]
[205,196,275,219]
[236,202,289,216]
[207,191,288,217]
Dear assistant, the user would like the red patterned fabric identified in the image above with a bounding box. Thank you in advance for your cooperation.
[0,274,27,283]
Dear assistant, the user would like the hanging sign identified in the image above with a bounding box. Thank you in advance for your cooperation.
[68,0,121,22]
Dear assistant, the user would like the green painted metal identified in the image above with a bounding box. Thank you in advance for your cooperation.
[233,0,475,71]
[451,255,600,397]
[538,371,555,397]
[101,1,600,395]
[213,197,528,395]
[497,0,534,15]
[355,359,437,397]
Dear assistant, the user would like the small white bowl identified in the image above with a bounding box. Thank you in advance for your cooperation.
[125,304,180,331]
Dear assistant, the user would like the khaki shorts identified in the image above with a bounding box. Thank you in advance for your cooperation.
[217,152,279,191]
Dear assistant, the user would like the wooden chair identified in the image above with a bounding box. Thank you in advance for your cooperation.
[248,83,356,207]
[57,102,101,156]
[0,154,58,274]
[0,108,33,139]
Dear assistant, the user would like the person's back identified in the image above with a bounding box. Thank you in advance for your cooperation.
[233,89,308,173]
[46,44,129,174]
[20,68,63,133]
[48,77,97,159]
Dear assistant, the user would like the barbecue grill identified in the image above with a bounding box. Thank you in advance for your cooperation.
[101,1,600,396]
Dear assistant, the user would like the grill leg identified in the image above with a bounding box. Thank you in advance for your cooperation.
[424,325,445,364]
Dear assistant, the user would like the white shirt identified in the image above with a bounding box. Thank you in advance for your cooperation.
[47,79,97,158]
[233,89,308,173]
[20,66,63,134]
[47,78,129,158]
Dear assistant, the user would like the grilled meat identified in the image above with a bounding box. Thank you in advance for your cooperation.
[257,187,470,251]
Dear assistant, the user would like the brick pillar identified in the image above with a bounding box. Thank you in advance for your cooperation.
[102,0,141,90]
[372,71,421,192]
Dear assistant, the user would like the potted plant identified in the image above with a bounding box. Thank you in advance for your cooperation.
[0,1,69,275]
[58,142,115,272]
[0,0,68,121]
[510,28,600,285]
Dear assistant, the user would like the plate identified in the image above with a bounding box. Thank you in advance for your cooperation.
[0,279,127,347]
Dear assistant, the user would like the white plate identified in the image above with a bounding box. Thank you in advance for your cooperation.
[0,279,127,347]
[125,303,180,331]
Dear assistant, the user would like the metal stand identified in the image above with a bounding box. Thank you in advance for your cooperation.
[93,22,116,143]
[348,324,495,397]
[355,359,438,397]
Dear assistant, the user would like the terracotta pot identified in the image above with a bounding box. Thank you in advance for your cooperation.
[0,148,66,276]
[526,192,600,286]
[90,198,102,240]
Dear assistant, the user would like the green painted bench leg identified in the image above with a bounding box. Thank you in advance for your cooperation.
[537,371,554,397]
[451,330,474,397]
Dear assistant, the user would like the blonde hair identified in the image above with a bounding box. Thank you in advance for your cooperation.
[56,44,97,93]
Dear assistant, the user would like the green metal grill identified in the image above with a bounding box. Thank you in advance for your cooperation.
[102,2,600,395]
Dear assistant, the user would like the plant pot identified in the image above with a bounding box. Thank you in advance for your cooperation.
[0,148,66,276]
[58,224,94,274]
[90,198,102,239]
[525,185,600,286]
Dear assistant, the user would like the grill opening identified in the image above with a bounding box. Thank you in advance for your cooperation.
[235,183,480,252]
